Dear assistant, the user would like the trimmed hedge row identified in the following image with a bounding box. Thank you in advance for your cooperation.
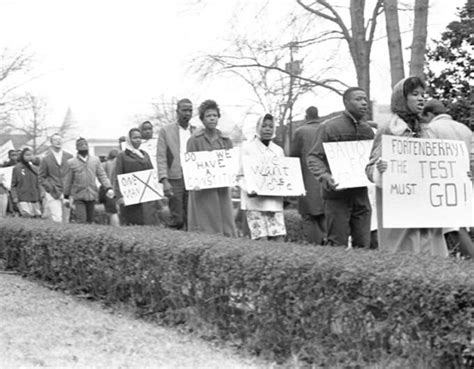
[1,218,474,367]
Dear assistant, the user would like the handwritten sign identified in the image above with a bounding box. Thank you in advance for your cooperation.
[242,156,305,196]
[382,135,473,228]
[0,140,15,164]
[0,166,13,190]
[117,169,163,206]
[141,139,158,169]
[181,148,240,190]
[323,140,373,189]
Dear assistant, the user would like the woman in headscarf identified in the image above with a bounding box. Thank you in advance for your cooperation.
[366,76,448,256]
[186,99,237,237]
[114,128,156,225]
[11,147,43,218]
[239,113,286,240]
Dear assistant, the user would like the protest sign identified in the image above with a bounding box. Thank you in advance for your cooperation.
[323,140,373,189]
[381,135,473,228]
[368,183,377,231]
[242,156,305,197]
[181,148,240,190]
[0,140,15,164]
[0,166,13,190]
[117,169,163,206]
[140,139,158,169]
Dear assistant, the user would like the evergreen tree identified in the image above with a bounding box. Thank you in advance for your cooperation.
[425,0,473,127]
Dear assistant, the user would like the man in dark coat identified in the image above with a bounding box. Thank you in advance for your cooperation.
[291,106,326,244]
[307,87,374,248]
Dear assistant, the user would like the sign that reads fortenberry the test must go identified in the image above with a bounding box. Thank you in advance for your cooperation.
[382,135,473,228]
[117,169,163,206]
[181,148,240,190]
[242,156,305,197]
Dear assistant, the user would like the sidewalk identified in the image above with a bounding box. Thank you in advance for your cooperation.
[0,273,267,368]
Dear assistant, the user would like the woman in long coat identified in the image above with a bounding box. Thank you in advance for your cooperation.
[186,100,237,237]
[114,128,155,225]
[239,113,286,240]
[366,76,448,256]
[11,147,43,218]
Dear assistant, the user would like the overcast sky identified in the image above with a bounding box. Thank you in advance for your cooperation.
[0,0,466,139]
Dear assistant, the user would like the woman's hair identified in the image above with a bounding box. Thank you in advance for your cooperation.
[198,99,221,121]
[128,128,141,138]
[20,147,32,165]
[391,76,426,135]
[402,76,426,98]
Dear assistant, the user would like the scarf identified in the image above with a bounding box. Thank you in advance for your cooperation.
[125,133,144,158]
[390,77,422,137]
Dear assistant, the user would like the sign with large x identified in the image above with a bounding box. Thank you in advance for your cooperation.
[117,169,164,206]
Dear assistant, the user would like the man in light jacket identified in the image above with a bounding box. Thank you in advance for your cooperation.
[63,137,113,224]
[156,98,195,229]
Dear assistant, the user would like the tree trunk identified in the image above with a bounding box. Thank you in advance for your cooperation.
[349,0,371,110]
[384,0,405,86]
[409,0,429,77]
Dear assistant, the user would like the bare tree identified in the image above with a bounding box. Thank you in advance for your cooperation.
[193,36,345,128]
[384,0,405,86]
[0,48,37,125]
[296,0,384,102]
[3,95,76,154]
[409,0,429,76]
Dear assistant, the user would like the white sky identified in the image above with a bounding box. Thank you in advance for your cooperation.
[0,0,466,140]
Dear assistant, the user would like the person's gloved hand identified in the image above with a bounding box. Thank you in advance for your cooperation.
[319,173,338,191]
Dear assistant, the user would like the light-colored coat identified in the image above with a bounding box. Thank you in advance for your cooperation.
[64,155,111,201]
[239,138,284,212]
[366,79,448,257]
[156,123,195,181]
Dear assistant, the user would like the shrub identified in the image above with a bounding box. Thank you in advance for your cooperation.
[1,218,474,368]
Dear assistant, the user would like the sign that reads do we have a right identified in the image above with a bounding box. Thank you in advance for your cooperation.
[181,148,240,190]
[382,135,473,228]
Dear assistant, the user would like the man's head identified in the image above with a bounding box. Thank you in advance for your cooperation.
[140,121,153,140]
[76,137,89,156]
[8,149,19,163]
[176,98,193,128]
[50,133,63,151]
[421,99,447,123]
[343,87,368,121]
[305,106,319,122]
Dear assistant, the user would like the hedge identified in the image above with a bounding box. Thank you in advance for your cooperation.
[1,218,474,368]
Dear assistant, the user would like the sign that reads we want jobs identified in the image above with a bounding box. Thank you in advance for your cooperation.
[181,148,240,190]
[242,156,305,197]
[382,135,473,228]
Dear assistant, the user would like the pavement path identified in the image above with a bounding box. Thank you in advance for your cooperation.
[0,273,268,368]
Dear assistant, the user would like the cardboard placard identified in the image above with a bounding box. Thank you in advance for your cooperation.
[181,148,240,190]
[381,135,473,228]
[0,166,13,190]
[323,140,373,189]
[117,169,163,206]
[242,155,305,196]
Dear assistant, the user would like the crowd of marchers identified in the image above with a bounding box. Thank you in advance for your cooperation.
[0,76,472,258]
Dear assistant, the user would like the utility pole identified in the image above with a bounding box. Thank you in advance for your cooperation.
[284,41,302,154]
